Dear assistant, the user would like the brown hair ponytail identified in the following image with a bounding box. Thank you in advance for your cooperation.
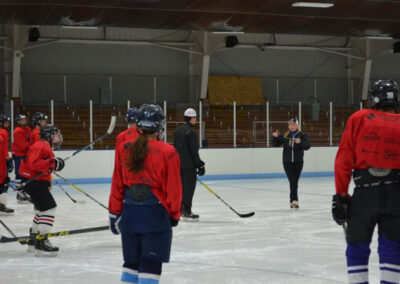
[128,134,149,173]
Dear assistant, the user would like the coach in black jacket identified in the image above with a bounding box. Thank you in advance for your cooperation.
[173,108,205,220]
[272,118,311,209]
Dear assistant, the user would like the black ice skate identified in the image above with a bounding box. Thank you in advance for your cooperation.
[0,203,14,215]
[27,229,36,253]
[16,191,31,204]
[181,209,199,222]
[290,201,299,209]
[35,237,59,257]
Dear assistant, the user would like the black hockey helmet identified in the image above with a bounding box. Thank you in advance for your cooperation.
[16,114,27,124]
[369,80,399,109]
[40,125,63,149]
[125,107,139,123]
[0,115,11,127]
[33,112,48,125]
[137,104,165,132]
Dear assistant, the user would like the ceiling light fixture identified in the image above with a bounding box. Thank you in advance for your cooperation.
[62,26,98,30]
[212,31,244,35]
[292,2,334,8]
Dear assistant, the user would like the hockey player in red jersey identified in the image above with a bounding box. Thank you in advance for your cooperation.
[30,112,48,145]
[19,125,64,256]
[0,115,14,215]
[333,80,400,284]
[115,107,139,150]
[109,104,182,284]
[12,114,31,202]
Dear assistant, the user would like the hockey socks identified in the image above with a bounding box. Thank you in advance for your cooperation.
[346,242,370,284]
[121,268,138,283]
[378,234,400,284]
[33,208,56,234]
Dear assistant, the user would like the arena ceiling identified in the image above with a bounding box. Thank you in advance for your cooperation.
[1,0,400,37]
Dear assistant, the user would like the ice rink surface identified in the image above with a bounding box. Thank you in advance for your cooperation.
[0,177,381,284]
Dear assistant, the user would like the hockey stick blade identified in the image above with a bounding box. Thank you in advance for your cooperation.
[107,115,117,134]
[197,179,255,218]
[0,226,109,244]
[238,212,255,218]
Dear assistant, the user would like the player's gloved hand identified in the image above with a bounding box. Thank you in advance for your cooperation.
[109,213,121,235]
[0,176,10,191]
[6,159,13,173]
[170,216,179,227]
[54,157,65,172]
[332,194,350,225]
[197,161,205,176]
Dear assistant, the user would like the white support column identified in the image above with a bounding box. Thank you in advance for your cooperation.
[298,101,302,131]
[153,77,157,103]
[199,100,203,148]
[314,79,317,99]
[10,100,14,143]
[361,40,372,101]
[89,100,93,149]
[50,100,54,125]
[276,78,279,104]
[200,32,210,100]
[360,101,363,110]
[127,100,130,110]
[266,101,270,147]
[350,80,354,105]
[329,102,333,146]
[109,76,113,104]
[63,75,67,104]
[233,101,237,148]
[11,51,22,98]
[163,100,167,142]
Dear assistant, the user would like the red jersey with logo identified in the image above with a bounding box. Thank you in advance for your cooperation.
[109,139,182,220]
[12,126,31,156]
[19,140,55,182]
[335,109,400,195]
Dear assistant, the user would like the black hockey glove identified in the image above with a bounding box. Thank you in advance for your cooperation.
[170,216,179,227]
[109,213,121,235]
[332,194,350,226]
[6,159,13,173]
[54,157,65,172]
[197,161,205,176]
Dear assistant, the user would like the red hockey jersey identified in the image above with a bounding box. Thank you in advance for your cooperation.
[0,130,8,184]
[30,127,40,145]
[335,109,400,195]
[12,126,31,156]
[19,140,55,182]
[115,126,139,151]
[0,129,9,160]
[109,139,182,220]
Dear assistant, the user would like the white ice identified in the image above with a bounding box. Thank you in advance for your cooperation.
[0,177,381,284]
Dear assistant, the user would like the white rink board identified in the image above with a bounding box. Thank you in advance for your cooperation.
[43,147,338,180]
[0,177,379,284]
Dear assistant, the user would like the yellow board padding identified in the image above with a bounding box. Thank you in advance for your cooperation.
[207,76,264,105]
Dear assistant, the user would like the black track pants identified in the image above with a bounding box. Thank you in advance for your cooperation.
[283,162,304,203]
[180,168,197,213]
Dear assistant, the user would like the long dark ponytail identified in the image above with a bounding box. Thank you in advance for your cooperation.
[127,131,151,173]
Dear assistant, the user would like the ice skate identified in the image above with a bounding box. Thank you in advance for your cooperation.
[34,237,59,257]
[0,203,14,216]
[181,209,199,222]
[290,201,299,209]
[27,229,36,253]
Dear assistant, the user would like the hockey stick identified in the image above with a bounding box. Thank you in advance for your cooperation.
[0,225,109,244]
[0,219,17,238]
[197,179,255,218]
[52,172,107,210]
[53,177,86,204]
[63,115,117,162]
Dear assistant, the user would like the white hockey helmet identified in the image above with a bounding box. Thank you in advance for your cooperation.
[184,108,197,118]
